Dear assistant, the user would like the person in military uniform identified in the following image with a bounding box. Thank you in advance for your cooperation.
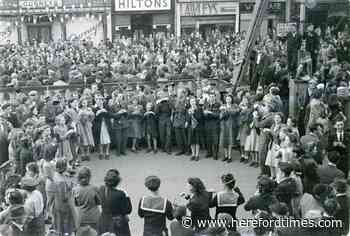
[210,173,245,232]
[155,91,173,155]
[204,91,221,160]
[138,176,174,236]
[173,89,189,156]
[109,92,129,156]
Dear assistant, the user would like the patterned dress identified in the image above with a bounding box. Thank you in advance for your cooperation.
[54,125,74,161]
[78,108,95,146]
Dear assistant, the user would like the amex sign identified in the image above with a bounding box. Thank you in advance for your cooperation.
[115,0,171,11]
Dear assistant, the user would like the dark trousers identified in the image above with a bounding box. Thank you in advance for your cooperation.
[259,148,270,176]
[115,128,127,155]
[174,127,187,152]
[158,120,172,152]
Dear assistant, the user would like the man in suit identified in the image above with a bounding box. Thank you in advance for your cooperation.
[304,24,320,73]
[287,25,302,76]
[328,118,349,178]
[317,150,345,184]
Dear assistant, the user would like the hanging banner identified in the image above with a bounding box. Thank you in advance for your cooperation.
[19,0,63,8]
[114,0,171,11]
[66,17,104,46]
[0,21,17,45]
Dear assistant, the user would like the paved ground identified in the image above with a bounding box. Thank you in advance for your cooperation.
[85,149,259,235]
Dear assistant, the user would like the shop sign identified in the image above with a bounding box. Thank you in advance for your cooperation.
[19,0,63,8]
[115,0,170,11]
[66,17,104,46]
[180,1,239,16]
[0,21,17,45]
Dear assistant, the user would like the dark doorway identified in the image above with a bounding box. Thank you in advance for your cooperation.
[27,25,51,44]
[131,14,153,39]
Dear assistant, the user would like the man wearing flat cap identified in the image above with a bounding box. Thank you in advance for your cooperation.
[138,175,174,236]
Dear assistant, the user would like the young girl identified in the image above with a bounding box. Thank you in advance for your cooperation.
[220,95,240,163]
[264,113,285,180]
[188,97,204,161]
[78,98,95,161]
[93,95,112,160]
[54,114,75,163]
[128,98,144,153]
[244,110,260,168]
[238,94,250,163]
[143,102,158,153]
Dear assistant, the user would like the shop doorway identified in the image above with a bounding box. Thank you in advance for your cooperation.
[131,14,153,39]
[27,24,51,44]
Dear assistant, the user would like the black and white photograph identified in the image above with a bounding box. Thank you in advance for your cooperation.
[0,0,348,235]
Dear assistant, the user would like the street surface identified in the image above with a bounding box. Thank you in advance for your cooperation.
[85,150,259,235]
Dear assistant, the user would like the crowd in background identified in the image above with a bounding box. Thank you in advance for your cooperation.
[0,22,348,236]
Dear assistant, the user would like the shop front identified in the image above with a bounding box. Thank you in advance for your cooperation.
[176,0,239,38]
[112,0,173,40]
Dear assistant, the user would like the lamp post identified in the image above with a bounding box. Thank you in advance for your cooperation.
[16,0,22,44]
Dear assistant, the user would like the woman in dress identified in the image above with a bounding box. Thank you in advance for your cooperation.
[128,98,144,152]
[73,167,101,232]
[238,97,251,163]
[93,95,112,160]
[53,114,75,163]
[187,97,204,161]
[264,113,285,180]
[52,159,77,236]
[143,102,158,153]
[220,95,240,163]
[182,177,211,233]
[99,169,132,236]
[78,98,95,161]
[244,110,260,167]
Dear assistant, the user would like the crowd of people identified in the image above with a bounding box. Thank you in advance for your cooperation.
[0,22,348,236]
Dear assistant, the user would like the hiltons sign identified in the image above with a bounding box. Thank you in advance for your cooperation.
[115,0,170,11]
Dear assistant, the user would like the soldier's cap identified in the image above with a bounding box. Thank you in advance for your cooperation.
[278,162,293,173]
[145,175,161,190]
[20,177,39,188]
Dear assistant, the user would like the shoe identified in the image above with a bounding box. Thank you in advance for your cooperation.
[227,159,232,163]
[120,152,126,156]
[249,161,255,167]
[131,148,137,153]
[243,159,249,164]
[240,157,245,162]
[176,151,185,156]
[190,156,195,161]
[186,151,192,156]
[146,149,152,153]
[85,156,90,161]
[195,156,199,161]
[153,149,158,154]
[213,156,218,160]
[166,150,172,155]
[105,155,110,160]
[222,157,228,162]
[98,154,103,160]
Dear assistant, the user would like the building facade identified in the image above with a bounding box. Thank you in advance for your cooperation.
[0,0,111,45]
[111,0,174,40]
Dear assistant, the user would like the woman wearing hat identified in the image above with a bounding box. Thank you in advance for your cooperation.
[21,176,45,236]
[138,175,173,236]
[210,174,245,232]
[99,169,131,236]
